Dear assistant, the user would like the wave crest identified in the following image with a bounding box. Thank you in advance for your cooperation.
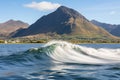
[28,40,120,64]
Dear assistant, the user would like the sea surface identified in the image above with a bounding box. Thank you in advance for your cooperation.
[0,41,120,80]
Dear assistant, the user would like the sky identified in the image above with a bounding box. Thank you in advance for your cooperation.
[0,0,120,24]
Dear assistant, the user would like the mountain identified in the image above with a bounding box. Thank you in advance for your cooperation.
[91,20,119,32]
[12,6,115,39]
[0,19,29,37]
[111,27,120,37]
[91,20,120,37]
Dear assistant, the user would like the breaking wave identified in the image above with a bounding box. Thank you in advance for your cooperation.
[1,40,120,64]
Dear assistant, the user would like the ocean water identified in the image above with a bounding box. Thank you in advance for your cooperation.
[0,41,120,80]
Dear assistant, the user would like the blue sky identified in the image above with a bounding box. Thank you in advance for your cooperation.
[0,0,120,24]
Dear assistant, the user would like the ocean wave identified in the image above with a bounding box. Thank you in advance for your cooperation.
[1,40,120,64]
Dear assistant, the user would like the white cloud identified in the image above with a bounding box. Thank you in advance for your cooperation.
[24,1,61,11]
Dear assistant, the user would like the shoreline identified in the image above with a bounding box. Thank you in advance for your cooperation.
[0,42,120,44]
[1,38,120,44]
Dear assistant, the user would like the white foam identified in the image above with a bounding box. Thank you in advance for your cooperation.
[44,40,120,64]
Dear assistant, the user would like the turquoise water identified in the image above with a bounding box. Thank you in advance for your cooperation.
[0,41,120,80]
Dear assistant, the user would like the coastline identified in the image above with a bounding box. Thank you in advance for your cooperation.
[0,40,120,44]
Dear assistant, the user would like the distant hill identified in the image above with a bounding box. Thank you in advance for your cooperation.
[91,20,119,32]
[12,6,115,39]
[111,27,120,37]
[0,20,29,37]
[91,20,120,37]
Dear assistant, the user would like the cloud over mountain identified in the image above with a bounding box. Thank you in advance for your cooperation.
[24,1,61,11]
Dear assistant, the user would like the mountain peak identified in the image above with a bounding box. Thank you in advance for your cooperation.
[4,19,28,25]
[6,19,15,23]
[57,6,70,10]
[56,6,84,19]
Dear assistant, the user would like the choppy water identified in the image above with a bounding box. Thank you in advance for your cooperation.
[0,41,120,80]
